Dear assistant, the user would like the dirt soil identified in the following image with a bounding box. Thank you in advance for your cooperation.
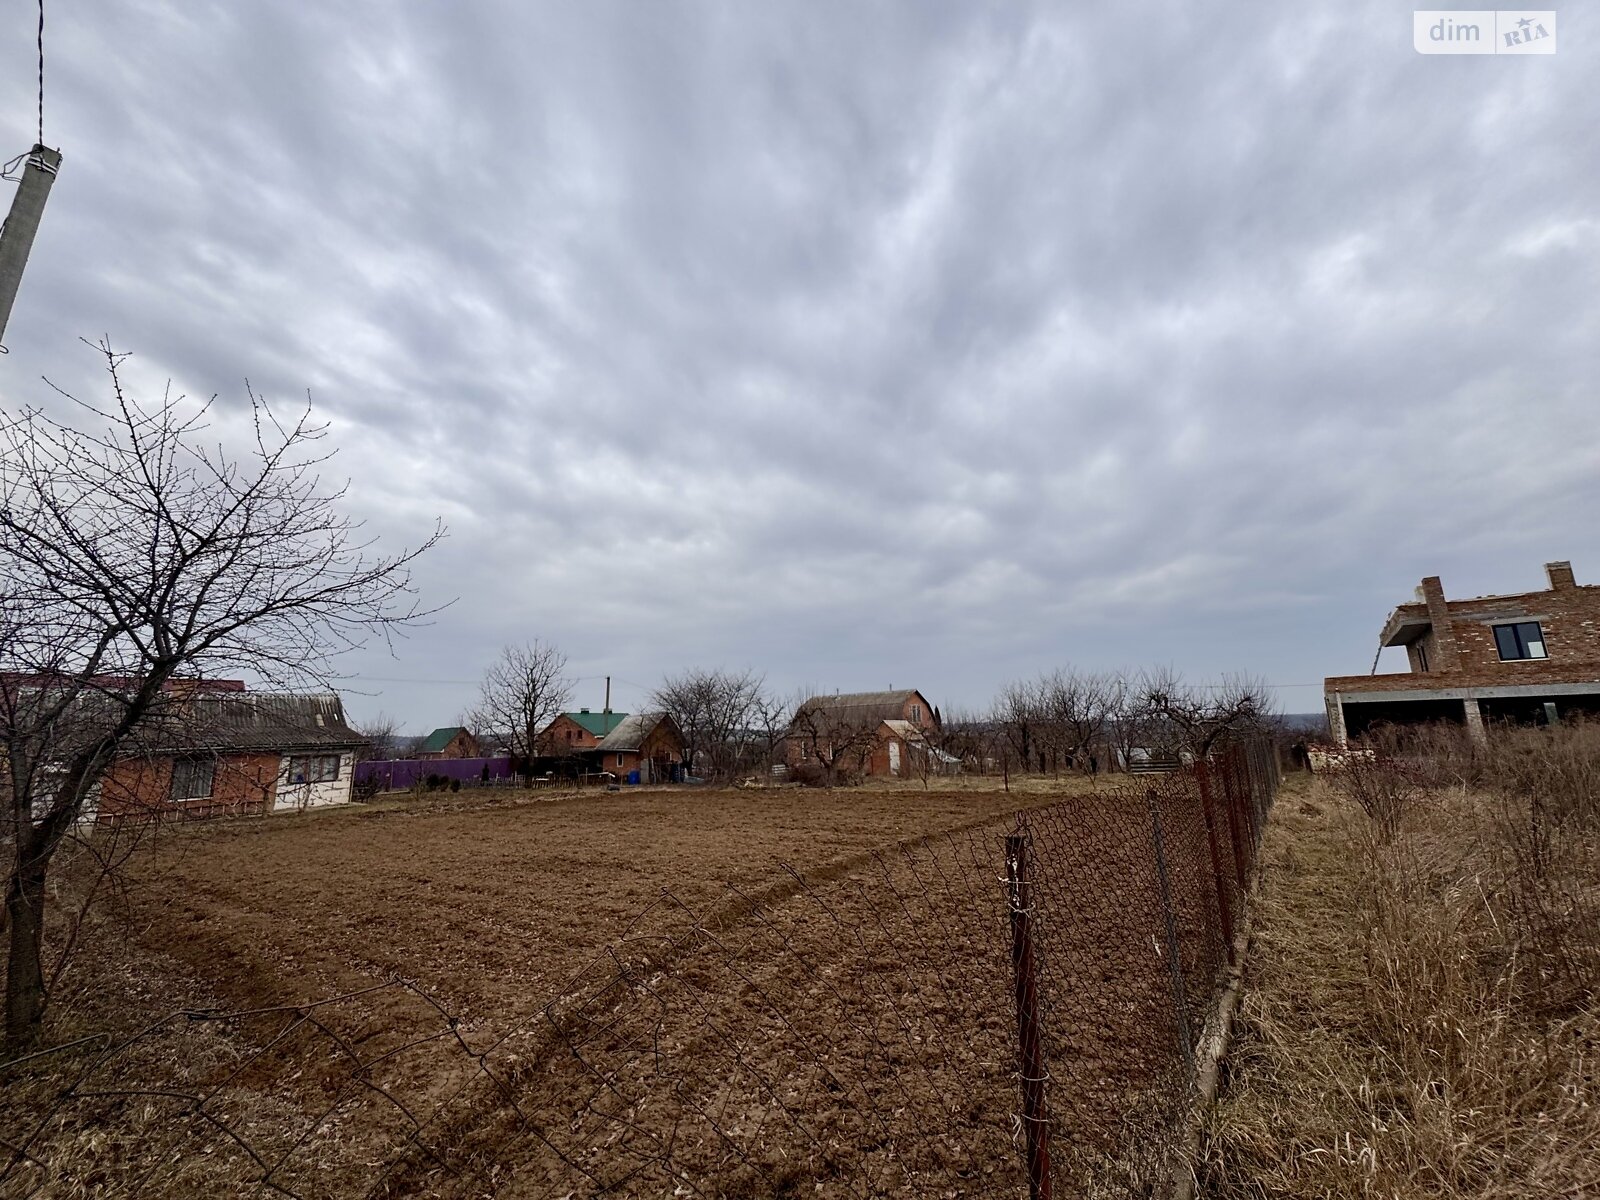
[116,783,1071,1019]
[4,776,1202,1199]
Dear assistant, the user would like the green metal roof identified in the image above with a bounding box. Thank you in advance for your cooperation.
[418,726,470,753]
[563,710,628,737]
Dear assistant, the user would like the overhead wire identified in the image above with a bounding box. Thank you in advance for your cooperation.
[37,0,45,145]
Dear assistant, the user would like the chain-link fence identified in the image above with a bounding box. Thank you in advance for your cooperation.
[1005,741,1278,1198]
[2,746,1277,1198]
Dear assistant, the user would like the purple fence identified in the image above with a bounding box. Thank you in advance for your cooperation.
[354,756,515,792]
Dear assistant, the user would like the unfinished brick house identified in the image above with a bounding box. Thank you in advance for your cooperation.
[786,689,943,778]
[95,690,366,821]
[1324,560,1600,744]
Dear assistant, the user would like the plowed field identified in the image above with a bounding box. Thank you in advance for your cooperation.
[10,777,1195,1199]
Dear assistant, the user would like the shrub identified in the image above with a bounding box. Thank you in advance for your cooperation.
[1335,747,1422,840]
[789,761,863,788]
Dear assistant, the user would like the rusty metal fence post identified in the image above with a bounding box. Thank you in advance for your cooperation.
[1005,831,1052,1200]
[1147,789,1194,1072]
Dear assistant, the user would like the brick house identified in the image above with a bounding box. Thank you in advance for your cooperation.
[416,726,480,760]
[590,712,685,782]
[1324,560,1600,744]
[94,691,366,821]
[538,708,628,755]
[786,690,941,778]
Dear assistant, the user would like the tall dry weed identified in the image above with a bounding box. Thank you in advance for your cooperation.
[1199,720,1600,1199]
[1336,740,1425,841]
[1478,723,1600,1013]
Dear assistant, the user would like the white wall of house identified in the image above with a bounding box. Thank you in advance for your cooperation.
[272,751,355,812]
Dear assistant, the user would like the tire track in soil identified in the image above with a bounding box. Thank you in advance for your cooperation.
[371,806,1039,1198]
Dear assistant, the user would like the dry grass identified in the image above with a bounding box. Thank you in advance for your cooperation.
[1199,726,1600,1199]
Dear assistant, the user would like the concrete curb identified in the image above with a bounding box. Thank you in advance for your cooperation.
[1170,925,1251,1200]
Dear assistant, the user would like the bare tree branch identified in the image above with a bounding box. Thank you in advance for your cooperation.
[468,641,572,769]
[1,339,445,1048]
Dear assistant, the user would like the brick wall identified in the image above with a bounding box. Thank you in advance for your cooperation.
[1326,661,1600,694]
[1337,562,1600,696]
[1405,627,1441,673]
[538,714,608,755]
[98,752,279,822]
[1438,581,1600,675]
[898,692,939,730]
[868,730,899,777]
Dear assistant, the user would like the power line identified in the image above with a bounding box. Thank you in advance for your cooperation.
[349,673,654,689]
[36,0,44,145]
[346,672,1323,690]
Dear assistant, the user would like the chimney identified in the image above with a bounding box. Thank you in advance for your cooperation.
[604,676,611,714]
[1545,560,1576,591]
[1420,575,1460,671]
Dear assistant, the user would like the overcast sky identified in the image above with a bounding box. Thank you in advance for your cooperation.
[1,2,1595,731]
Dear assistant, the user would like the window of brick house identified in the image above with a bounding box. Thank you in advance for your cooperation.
[171,756,216,800]
[910,704,922,721]
[287,754,341,784]
[1494,621,1547,661]
[1417,643,1430,672]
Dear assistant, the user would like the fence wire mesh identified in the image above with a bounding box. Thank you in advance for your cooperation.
[2,746,1278,1199]
[1012,741,1278,1198]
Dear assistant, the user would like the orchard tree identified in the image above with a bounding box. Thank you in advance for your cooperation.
[1038,668,1123,773]
[1133,666,1276,760]
[0,340,442,1048]
[995,677,1045,773]
[786,697,884,788]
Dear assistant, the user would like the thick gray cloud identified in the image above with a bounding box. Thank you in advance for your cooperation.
[2,1,1595,729]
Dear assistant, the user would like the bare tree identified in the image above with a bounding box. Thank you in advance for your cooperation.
[938,707,999,776]
[746,687,794,780]
[1133,667,1276,761]
[1038,668,1122,774]
[353,712,402,762]
[900,720,960,790]
[0,340,442,1048]
[785,699,884,788]
[651,668,771,782]
[469,642,572,770]
[995,678,1046,774]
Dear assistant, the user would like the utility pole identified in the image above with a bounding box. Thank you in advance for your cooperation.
[0,145,61,348]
